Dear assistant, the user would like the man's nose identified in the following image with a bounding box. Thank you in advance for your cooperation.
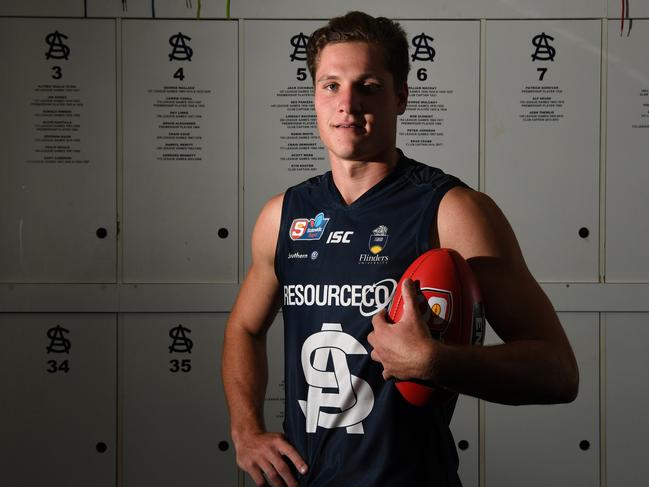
[337,85,362,114]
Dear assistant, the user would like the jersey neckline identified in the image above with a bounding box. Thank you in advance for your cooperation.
[324,150,412,210]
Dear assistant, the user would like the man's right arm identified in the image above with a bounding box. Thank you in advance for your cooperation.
[221,193,308,487]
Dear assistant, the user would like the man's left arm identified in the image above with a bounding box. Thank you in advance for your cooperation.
[369,187,579,405]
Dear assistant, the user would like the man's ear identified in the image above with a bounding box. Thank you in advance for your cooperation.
[397,82,408,115]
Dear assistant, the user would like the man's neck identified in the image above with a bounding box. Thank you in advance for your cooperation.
[329,149,400,205]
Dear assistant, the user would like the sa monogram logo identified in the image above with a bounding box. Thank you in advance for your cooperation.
[299,323,374,434]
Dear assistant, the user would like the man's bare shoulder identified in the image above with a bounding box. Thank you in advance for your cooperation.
[252,192,286,265]
[438,186,521,261]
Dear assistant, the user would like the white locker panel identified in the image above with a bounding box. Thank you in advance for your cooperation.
[605,313,649,487]
[605,20,649,282]
[154,0,228,18]
[0,0,83,16]
[231,0,605,20]
[264,315,287,434]
[122,20,238,283]
[120,313,236,487]
[397,21,480,189]
[0,18,116,283]
[243,20,328,269]
[485,20,601,282]
[0,313,116,487]
[87,0,152,18]
[450,396,479,487]
[608,0,649,18]
[484,313,599,487]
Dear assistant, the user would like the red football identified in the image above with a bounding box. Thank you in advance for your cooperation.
[388,248,485,406]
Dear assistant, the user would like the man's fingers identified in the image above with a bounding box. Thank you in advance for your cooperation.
[401,279,419,310]
[279,443,308,476]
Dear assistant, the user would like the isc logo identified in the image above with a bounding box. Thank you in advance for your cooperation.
[326,231,353,244]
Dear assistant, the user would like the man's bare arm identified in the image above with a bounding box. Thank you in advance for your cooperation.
[221,193,307,486]
[369,187,578,405]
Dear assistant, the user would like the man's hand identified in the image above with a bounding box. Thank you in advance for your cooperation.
[368,279,437,382]
[233,430,308,487]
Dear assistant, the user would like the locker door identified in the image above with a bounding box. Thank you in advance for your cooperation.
[605,313,649,486]
[0,18,117,283]
[120,313,237,486]
[398,20,480,189]
[484,313,599,486]
[451,396,480,487]
[122,20,238,283]
[243,20,328,270]
[485,20,601,282]
[0,313,116,487]
[605,20,649,282]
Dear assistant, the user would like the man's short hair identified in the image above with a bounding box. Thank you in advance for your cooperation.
[306,11,410,90]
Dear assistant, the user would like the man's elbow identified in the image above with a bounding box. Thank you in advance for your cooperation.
[555,356,580,404]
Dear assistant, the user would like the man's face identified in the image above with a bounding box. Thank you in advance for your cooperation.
[313,41,408,164]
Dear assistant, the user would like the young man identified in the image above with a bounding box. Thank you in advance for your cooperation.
[222,11,578,486]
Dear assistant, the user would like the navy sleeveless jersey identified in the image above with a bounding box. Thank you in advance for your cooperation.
[275,153,468,486]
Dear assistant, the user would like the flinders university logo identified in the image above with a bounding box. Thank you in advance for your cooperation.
[368,225,389,254]
[359,226,390,264]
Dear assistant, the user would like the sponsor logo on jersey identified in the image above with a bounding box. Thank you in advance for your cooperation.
[299,322,374,434]
[359,225,390,264]
[326,230,354,244]
[283,278,397,317]
[368,225,388,254]
[288,252,308,260]
[290,212,330,241]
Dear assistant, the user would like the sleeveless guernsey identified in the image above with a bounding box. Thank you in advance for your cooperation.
[275,152,468,486]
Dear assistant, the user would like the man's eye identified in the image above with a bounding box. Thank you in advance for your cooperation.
[323,83,338,92]
[362,83,381,93]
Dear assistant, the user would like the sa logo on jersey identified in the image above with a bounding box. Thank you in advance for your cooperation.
[290,212,330,241]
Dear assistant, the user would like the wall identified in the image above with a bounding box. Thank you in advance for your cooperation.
[1,1,648,486]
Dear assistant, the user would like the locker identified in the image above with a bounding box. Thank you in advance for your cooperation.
[231,0,605,20]
[607,0,649,18]
[86,0,152,18]
[263,315,287,434]
[243,20,329,270]
[0,18,117,283]
[484,313,599,486]
[120,313,237,486]
[485,20,601,282]
[605,20,649,282]
[397,21,480,189]
[605,313,649,486]
[122,20,238,283]
[153,0,229,18]
[0,0,83,16]
[0,313,116,487]
[451,395,480,487]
